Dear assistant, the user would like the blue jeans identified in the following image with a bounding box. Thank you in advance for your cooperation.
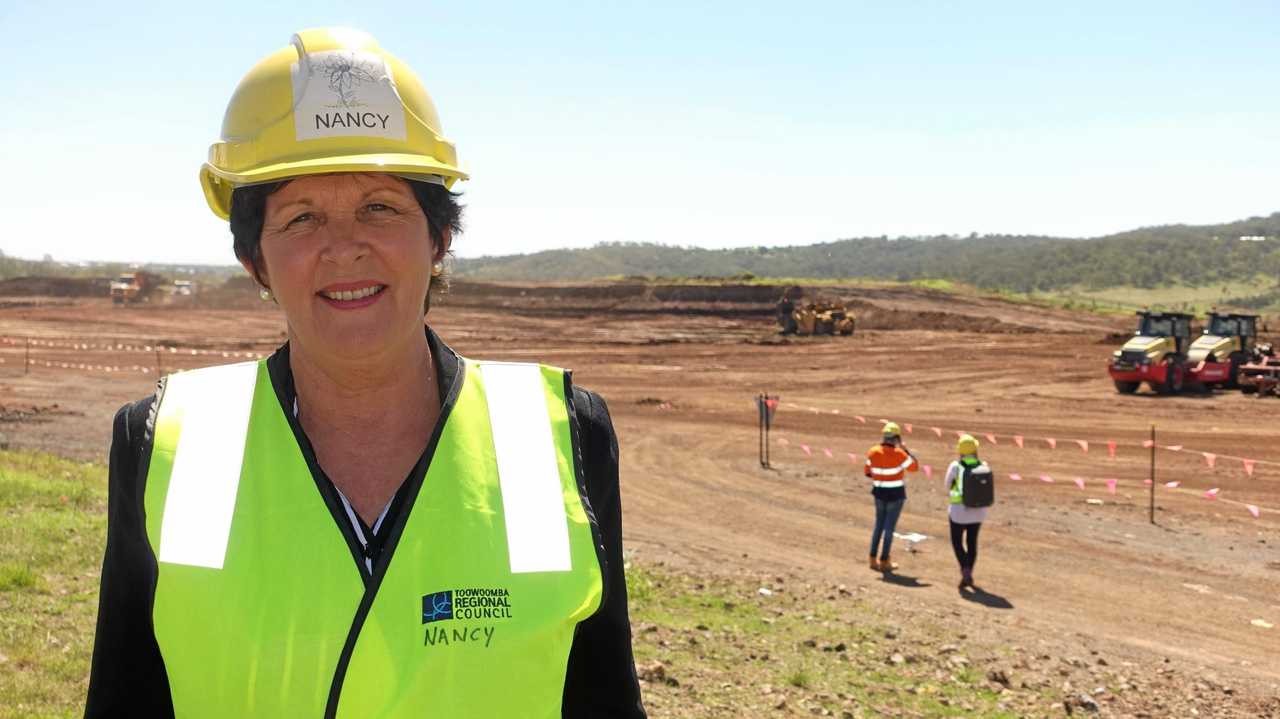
[870,498,905,560]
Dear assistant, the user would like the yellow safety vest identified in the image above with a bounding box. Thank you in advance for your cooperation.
[142,357,604,717]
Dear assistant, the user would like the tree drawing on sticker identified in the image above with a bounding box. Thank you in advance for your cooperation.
[318,53,380,107]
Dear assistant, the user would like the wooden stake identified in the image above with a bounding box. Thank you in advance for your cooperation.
[1149,424,1156,524]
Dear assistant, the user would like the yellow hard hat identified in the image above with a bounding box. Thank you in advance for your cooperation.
[956,434,979,455]
[882,421,901,437]
[199,27,468,220]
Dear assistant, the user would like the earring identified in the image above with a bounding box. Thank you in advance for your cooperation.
[259,287,273,301]
[431,262,444,277]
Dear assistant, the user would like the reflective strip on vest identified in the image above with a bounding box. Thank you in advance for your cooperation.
[872,479,905,488]
[868,461,912,477]
[143,357,603,717]
[156,361,258,569]
[481,362,572,574]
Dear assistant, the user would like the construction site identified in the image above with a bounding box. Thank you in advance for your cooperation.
[0,279,1277,717]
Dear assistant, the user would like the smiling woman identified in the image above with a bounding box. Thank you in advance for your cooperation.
[232,175,460,375]
[84,27,646,719]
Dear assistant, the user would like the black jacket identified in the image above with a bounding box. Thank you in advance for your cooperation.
[84,332,646,718]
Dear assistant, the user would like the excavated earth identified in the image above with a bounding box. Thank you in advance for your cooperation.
[0,281,1277,716]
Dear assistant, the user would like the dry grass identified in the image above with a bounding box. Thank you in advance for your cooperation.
[0,451,106,718]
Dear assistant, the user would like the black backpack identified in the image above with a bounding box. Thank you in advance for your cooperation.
[958,462,995,508]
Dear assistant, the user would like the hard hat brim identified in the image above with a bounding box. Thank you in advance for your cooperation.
[200,154,469,220]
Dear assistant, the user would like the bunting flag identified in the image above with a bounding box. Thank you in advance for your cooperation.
[0,336,268,360]
[766,408,1275,519]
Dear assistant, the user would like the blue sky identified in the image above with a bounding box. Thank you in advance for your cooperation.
[2,1,1277,265]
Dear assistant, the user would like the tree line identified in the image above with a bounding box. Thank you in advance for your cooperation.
[5,212,1278,298]
[454,212,1280,293]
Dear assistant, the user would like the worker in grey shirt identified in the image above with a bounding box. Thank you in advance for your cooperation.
[944,435,992,590]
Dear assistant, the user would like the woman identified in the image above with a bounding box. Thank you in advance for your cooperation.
[944,435,993,590]
[863,421,919,572]
[85,28,646,718]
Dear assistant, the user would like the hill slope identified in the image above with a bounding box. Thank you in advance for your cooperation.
[454,213,1280,298]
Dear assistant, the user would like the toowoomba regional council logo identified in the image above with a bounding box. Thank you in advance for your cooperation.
[421,587,514,648]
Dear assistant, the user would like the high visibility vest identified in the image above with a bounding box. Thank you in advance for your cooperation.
[864,445,917,488]
[142,358,604,718]
[949,459,990,504]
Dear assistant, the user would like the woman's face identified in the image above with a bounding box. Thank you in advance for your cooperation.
[249,173,443,361]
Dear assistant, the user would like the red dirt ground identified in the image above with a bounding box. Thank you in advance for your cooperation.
[1,283,1277,707]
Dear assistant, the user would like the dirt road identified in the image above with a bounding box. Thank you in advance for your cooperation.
[1,284,1276,706]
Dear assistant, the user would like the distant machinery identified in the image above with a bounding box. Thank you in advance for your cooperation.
[109,271,164,305]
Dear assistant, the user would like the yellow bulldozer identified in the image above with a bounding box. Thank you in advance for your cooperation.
[782,300,855,336]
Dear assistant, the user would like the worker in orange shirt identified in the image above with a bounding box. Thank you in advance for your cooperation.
[863,422,920,572]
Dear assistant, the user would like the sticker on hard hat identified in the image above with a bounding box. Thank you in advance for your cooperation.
[291,50,407,142]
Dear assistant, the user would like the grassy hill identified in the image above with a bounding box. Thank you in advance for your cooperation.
[454,212,1280,309]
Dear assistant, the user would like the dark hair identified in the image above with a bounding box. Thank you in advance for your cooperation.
[229,177,464,308]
